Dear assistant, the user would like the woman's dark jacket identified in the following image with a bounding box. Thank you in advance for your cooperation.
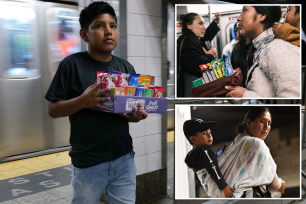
[177,21,220,97]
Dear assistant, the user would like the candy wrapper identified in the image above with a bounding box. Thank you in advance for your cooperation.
[138,75,152,88]
[135,88,146,96]
[223,54,234,75]
[149,76,155,89]
[145,89,154,97]
[153,86,164,98]
[128,73,140,87]
[110,87,126,96]
[117,73,130,87]
[125,86,136,96]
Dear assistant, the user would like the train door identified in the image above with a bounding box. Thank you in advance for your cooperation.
[40,1,81,149]
[0,0,45,158]
[214,11,241,59]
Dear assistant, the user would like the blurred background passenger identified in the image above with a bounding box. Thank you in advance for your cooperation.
[222,21,238,60]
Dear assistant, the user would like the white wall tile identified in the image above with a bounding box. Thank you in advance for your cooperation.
[147,152,161,173]
[144,57,162,77]
[135,155,147,175]
[127,13,145,36]
[129,119,146,138]
[143,0,162,16]
[146,134,161,154]
[145,115,160,135]
[145,15,161,37]
[154,76,162,87]
[127,35,145,57]
[127,0,146,15]
[133,136,146,156]
[127,57,145,74]
[145,37,162,57]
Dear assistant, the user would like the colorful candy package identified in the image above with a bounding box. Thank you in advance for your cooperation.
[153,86,164,98]
[145,89,154,97]
[125,86,136,96]
[110,87,126,96]
[128,73,140,87]
[117,73,130,87]
[138,75,152,89]
[135,88,146,96]
[148,76,155,89]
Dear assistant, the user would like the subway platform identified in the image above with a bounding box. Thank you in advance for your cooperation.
[0,139,174,204]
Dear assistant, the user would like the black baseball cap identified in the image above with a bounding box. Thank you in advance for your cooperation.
[183,118,217,142]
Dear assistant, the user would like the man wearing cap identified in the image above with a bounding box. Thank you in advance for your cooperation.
[183,118,234,198]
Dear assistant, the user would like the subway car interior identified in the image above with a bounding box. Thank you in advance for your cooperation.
[0,0,305,203]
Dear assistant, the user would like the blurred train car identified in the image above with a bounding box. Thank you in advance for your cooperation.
[0,0,81,160]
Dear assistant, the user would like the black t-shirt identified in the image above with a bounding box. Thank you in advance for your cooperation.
[45,51,136,168]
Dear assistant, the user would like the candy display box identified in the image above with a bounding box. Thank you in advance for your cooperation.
[93,95,168,114]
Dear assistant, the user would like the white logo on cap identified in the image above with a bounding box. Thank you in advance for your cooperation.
[195,119,204,123]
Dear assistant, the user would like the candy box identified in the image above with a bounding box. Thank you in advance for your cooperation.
[92,95,168,114]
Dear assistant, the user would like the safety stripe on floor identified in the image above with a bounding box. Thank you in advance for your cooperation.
[0,151,71,181]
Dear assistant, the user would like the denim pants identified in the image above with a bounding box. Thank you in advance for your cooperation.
[71,150,137,204]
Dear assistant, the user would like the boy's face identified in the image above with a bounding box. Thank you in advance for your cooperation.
[82,13,118,54]
[190,129,213,146]
[284,6,300,26]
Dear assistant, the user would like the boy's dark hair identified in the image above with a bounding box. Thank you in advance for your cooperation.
[294,6,300,15]
[79,1,117,30]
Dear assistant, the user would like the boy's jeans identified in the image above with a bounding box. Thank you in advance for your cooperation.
[71,150,136,204]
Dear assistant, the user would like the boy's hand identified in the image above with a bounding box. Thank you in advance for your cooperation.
[117,103,148,122]
[272,22,282,35]
[80,82,111,109]
[223,186,235,198]
[278,180,286,194]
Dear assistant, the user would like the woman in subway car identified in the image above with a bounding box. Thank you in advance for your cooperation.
[225,6,300,98]
[177,12,220,97]
[200,107,286,198]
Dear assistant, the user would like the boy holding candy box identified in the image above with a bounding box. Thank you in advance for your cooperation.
[45,2,147,204]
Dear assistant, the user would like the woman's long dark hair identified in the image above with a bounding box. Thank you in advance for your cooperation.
[181,13,199,35]
[243,6,282,83]
[237,107,271,134]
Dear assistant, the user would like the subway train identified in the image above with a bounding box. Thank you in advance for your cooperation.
[0,0,81,160]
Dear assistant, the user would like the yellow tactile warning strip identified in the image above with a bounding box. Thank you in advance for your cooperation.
[0,151,70,181]
[167,131,174,143]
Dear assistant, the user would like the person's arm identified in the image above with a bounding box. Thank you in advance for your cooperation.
[180,36,215,76]
[274,23,300,46]
[48,83,111,118]
[267,174,286,193]
[200,12,221,44]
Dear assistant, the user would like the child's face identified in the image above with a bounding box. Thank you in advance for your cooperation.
[284,6,300,26]
[191,129,213,146]
[86,13,118,54]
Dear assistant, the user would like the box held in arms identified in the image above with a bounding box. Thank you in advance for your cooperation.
[93,95,168,114]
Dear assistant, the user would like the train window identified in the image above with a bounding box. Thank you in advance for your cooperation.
[0,4,39,78]
[46,8,81,75]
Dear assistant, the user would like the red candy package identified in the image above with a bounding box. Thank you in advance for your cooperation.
[153,86,164,98]
[116,73,130,87]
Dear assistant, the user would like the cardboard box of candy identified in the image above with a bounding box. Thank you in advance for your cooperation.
[93,71,168,113]
[93,95,168,113]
